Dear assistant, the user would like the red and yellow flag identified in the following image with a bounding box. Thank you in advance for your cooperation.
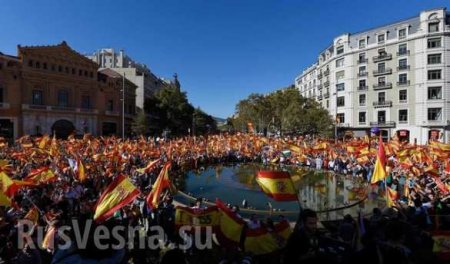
[0,189,11,207]
[256,171,297,201]
[136,159,160,174]
[371,136,387,184]
[146,162,174,209]
[77,159,86,182]
[216,199,246,248]
[174,205,220,231]
[38,134,50,149]
[0,172,19,197]
[25,167,56,184]
[387,187,398,207]
[244,220,292,255]
[93,175,140,223]
[24,207,39,225]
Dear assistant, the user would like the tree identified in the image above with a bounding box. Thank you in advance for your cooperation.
[131,109,149,136]
[193,107,217,135]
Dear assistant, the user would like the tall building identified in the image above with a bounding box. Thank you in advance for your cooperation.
[0,41,136,140]
[86,48,165,110]
[295,8,450,144]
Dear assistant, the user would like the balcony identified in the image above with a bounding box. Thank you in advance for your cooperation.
[51,106,76,112]
[398,120,408,125]
[357,86,368,91]
[318,73,323,79]
[373,68,392,76]
[373,53,392,63]
[357,72,368,77]
[358,122,367,126]
[324,81,330,87]
[22,104,48,110]
[397,65,410,71]
[324,69,330,76]
[0,102,10,109]
[357,58,368,64]
[317,95,323,100]
[324,92,330,99]
[396,50,410,56]
[397,80,410,86]
[318,84,323,90]
[370,121,396,128]
[105,110,120,116]
[373,100,393,108]
[374,82,393,90]
[337,123,350,128]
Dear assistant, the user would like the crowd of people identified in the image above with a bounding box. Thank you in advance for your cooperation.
[0,133,448,263]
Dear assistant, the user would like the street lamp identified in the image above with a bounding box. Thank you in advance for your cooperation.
[333,92,337,144]
[121,72,125,139]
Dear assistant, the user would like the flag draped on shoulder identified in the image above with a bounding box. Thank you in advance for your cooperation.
[370,136,387,184]
[256,171,297,201]
[93,175,140,223]
[146,162,174,209]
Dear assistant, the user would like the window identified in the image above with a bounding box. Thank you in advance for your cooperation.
[58,65,62,72]
[427,38,441,48]
[359,112,366,123]
[398,44,407,55]
[336,70,345,80]
[90,72,94,78]
[378,92,386,102]
[57,90,69,107]
[398,59,407,70]
[326,100,329,108]
[359,66,366,74]
[336,113,345,124]
[28,60,33,67]
[336,83,345,91]
[377,34,385,44]
[359,39,366,49]
[43,63,47,70]
[32,90,43,105]
[399,90,407,102]
[337,96,345,107]
[399,73,407,84]
[378,48,386,55]
[378,111,386,123]
[427,54,441,64]
[399,110,408,123]
[428,70,441,80]
[359,79,366,89]
[35,62,40,69]
[358,53,366,62]
[428,22,439,33]
[378,63,385,73]
[81,95,91,109]
[336,46,344,55]
[359,94,366,106]
[336,58,344,68]
[398,28,406,39]
[378,76,386,85]
[107,100,114,111]
[428,87,442,100]
[72,68,76,75]
[428,108,442,121]
[0,87,3,102]
[51,64,56,71]
[65,67,69,73]
[79,69,83,76]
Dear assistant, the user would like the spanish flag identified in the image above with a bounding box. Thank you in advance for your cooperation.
[24,207,39,225]
[93,175,140,223]
[0,189,11,207]
[38,134,50,149]
[146,162,174,209]
[370,136,387,184]
[0,172,19,197]
[77,159,86,182]
[216,199,246,248]
[244,220,292,255]
[387,187,398,207]
[256,171,297,201]
[136,159,160,174]
[174,205,220,231]
[25,167,56,184]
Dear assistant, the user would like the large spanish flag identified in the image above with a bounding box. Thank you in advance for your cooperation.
[25,167,56,184]
[244,220,292,255]
[0,172,19,197]
[256,171,297,201]
[370,136,387,184]
[146,162,173,209]
[174,205,220,231]
[216,199,246,248]
[93,175,140,223]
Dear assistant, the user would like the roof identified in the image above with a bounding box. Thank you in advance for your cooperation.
[99,68,123,78]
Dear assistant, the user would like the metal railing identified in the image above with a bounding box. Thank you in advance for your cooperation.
[373,82,393,90]
[357,58,368,64]
[373,53,392,62]
[396,50,410,56]
[397,65,410,71]
[373,100,393,107]
[397,80,410,86]
[357,86,368,91]
[357,72,368,77]
[370,121,396,127]
[373,68,392,76]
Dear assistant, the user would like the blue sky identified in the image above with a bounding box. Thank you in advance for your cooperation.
[0,0,447,118]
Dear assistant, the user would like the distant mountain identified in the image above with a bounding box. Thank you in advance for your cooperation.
[213,117,227,124]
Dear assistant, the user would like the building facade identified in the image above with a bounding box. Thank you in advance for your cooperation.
[0,41,135,140]
[86,48,165,110]
[295,8,450,144]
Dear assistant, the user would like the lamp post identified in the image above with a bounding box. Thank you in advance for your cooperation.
[121,72,125,139]
[333,92,337,144]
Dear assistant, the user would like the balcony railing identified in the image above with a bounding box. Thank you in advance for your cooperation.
[373,100,393,108]
[373,53,392,62]
[0,102,10,109]
[317,95,323,100]
[324,81,330,87]
[51,106,76,112]
[22,104,48,110]
[370,121,396,127]
[373,68,392,76]
[357,72,368,77]
[397,65,410,71]
[396,50,410,56]
[358,121,367,125]
[324,92,330,99]
[397,80,410,86]
[21,104,99,114]
[105,110,120,116]
[318,73,323,79]
[318,84,323,90]
[357,86,368,91]
[398,120,408,124]
[324,69,330,76]
[337,123,350,128]
[373,82,393,90]
[357,58,368,64]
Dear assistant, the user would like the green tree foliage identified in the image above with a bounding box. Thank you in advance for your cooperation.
[193,108,217,135]
[131,109,149,136]
[230,86,333,136]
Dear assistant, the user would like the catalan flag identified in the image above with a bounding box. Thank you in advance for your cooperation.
[256,171,297,201]
[146,162,174,209]
[93,175,140,223]
[216,199,246,248]
[370,136,387,184]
